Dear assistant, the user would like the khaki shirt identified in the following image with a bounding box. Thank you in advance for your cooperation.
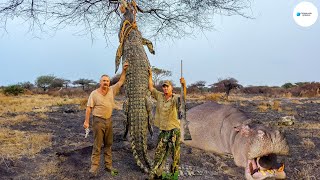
[151,88,180,131]
[87,83,121,119]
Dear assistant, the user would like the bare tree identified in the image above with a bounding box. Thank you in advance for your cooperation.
[0,0,250,40]
[152,66,172,87]
[110,73,121,85]
[73,78,96,90]
[210,78,242,98]
[35,74,56,91]
[188,80,206,93]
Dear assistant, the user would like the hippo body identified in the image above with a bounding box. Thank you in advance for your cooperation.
[181,102,289,179]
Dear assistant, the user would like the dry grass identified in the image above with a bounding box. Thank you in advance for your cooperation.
[12,114,30,123]
[302,138,316,149]
[79,98,88,110]
[272,100,282,111]
[257,100,283,112]
[0,114,30,125]
[228,94,268,101]
[285,110,298,116]
[295,123,320,130]
[283,92,292,98]
[282,107,298,116]
[187,93,206,101]
[35,160,58,177]
[292,164,317,180]
[204,93,226,102]
[0,94,83,116]
[291,99,303,104]
[0,113,49,126]
[37,113,48,120]
[257,102,270,112]
[0,128,52,159]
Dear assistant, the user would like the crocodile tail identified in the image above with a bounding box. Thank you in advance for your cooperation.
[130,122,149,173]
[142,121,153,169]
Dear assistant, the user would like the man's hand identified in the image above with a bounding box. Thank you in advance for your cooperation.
[180,77,186,86]
[148,67,152,77]
[118,62,129,86]
[83,121,89,129]
[123,62,129,71]
[148,67,154,91]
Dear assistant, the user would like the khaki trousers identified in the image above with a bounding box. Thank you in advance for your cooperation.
[91,116,113,169]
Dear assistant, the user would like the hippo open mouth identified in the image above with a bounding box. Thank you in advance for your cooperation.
[245,154,286,180]
[182,102,290,179]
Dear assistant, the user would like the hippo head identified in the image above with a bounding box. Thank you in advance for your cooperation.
[235,123,289,179]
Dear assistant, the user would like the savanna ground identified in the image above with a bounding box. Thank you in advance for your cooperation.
[0,92,319,180]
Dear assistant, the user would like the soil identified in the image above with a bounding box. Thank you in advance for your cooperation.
[1,96,319,180]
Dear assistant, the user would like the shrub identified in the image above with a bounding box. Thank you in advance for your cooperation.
[272,100,282,111]
[3,85,25,96]
[205,93,225,101]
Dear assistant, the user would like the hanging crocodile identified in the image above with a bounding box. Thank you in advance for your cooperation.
[114,0,155,173]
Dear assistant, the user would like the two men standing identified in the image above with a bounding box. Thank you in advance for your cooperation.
[83,63,186,179]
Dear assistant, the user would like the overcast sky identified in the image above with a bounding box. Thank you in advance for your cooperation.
[0,0,319,87]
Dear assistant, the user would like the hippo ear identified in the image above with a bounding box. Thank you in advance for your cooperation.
[234,125,252,137]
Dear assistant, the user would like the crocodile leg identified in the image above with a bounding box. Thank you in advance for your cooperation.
[142,37,155,55]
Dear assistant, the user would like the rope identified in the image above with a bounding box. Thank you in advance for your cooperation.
[116,0,139,62]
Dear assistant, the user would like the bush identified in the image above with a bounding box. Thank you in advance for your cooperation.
[204,93,225,101]
[3,85,25,96]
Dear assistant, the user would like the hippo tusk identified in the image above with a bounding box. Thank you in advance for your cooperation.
[278,163,284,172]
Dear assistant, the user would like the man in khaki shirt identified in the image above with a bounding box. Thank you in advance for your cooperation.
[83,62,128,176]
[148,68,186,179]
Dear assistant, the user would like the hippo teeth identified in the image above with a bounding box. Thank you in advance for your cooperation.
[246,156,286,180]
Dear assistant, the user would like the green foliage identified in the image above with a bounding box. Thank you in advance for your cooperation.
[50,78,70,88]
[295,82,310,86]
[35,75,56,91]
[18,81,34,90]
[281,82,295,89]
[3,85,24,96]
[161,171,179,180]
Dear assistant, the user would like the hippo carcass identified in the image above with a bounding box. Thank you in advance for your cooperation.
[181,102,289,179]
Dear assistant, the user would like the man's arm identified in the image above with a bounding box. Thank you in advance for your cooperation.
[180,77,187,98]
[83,106,92,129]
[117,62,129,87]
[148,67,154,92]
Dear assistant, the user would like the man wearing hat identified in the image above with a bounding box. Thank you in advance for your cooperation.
[148,68,186,179]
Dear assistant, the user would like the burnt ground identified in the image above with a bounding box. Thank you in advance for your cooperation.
[0,97,319,180]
